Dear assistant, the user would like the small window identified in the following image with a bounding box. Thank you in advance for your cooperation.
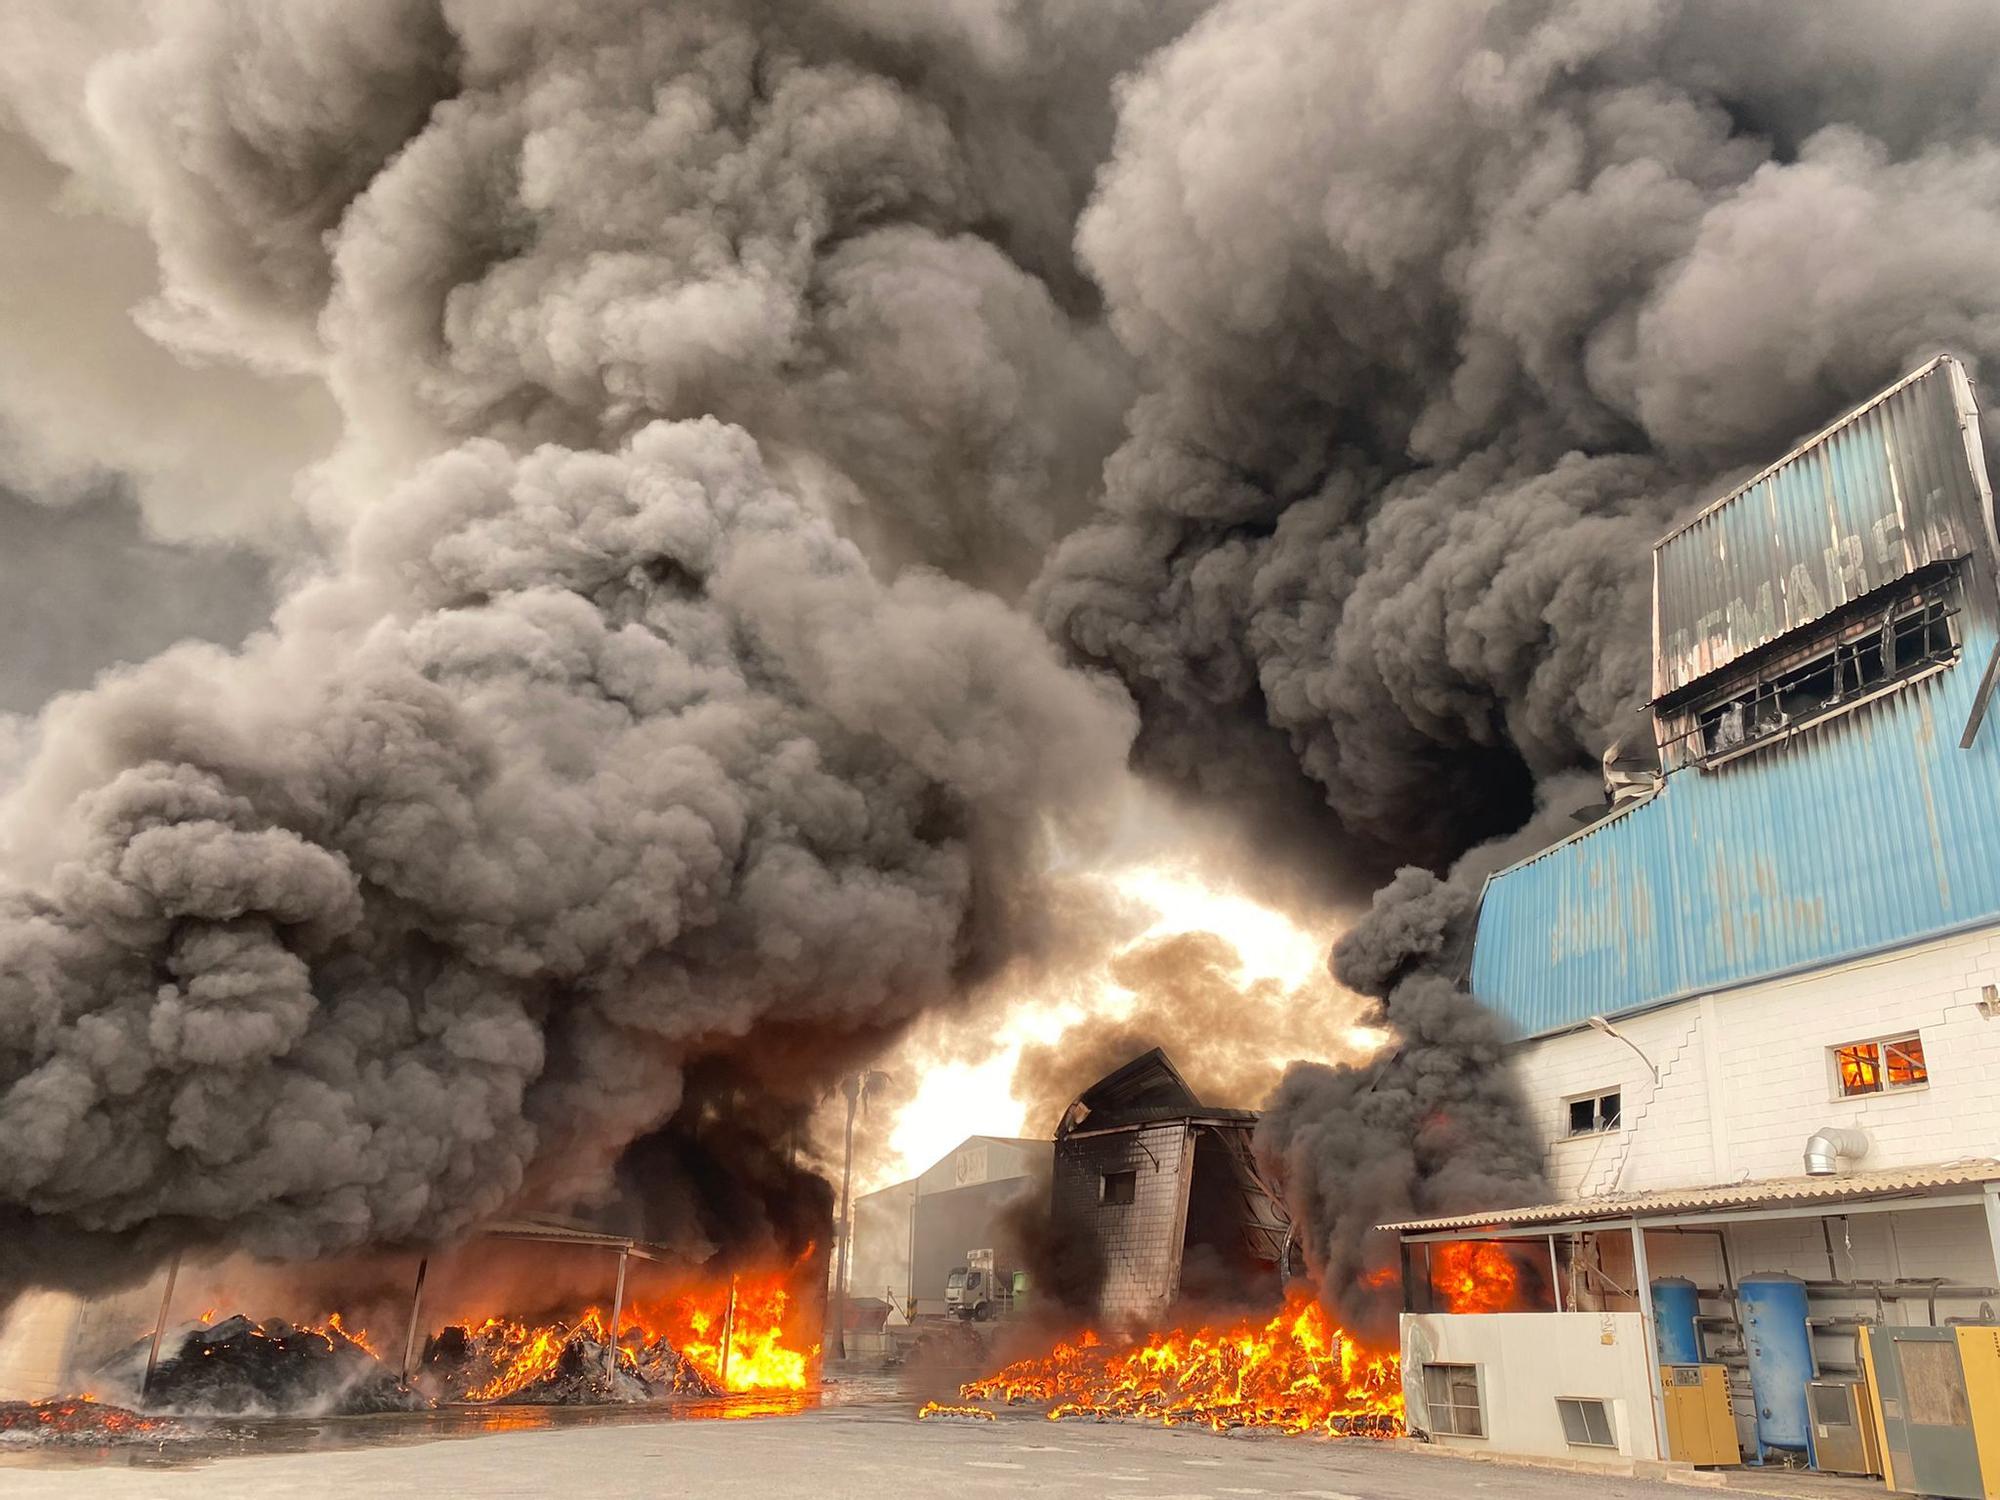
[1565,1090,1622,1136]
[1422,1363,1484,1437]
[1100,1170,1136,1205]
[1556,1397,1617,1448]
[1832,1033,1928,1098]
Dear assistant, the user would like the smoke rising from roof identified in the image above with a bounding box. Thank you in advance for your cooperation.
[1031,0,2000,1321]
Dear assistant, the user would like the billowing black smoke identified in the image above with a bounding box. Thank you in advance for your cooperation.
[13,0,2000,1324]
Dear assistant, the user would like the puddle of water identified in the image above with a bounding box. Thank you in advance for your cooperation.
[0,1381,902,1472]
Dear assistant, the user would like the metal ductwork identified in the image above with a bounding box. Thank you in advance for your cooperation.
[1804,1126,1871,1176]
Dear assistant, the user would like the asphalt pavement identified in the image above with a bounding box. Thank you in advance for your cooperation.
[0,1390,1728,1500]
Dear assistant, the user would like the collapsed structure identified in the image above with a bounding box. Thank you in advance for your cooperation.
[1385,356,2000,1493]
[1052,1050,1293,1320]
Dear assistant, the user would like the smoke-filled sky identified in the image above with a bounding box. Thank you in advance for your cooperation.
[8,0,2000,1308]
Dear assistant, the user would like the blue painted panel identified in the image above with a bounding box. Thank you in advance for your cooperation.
[1471,614,2000,1037]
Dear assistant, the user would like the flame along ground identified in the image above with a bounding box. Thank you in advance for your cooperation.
[954,1288,1404,1436]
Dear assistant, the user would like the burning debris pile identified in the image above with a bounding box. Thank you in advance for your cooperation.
[421,1315,719,1405]
[0,1397,194,1447]
[955,1289,1403,1437]
[417,1273,816,1407]
[100,1315,427,1416]
[915,1402,994,1422]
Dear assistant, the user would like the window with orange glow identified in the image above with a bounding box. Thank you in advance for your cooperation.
[1831,1033,1926,1097]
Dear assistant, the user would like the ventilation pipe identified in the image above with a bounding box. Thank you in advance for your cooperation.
[1804,1126,1870,1176]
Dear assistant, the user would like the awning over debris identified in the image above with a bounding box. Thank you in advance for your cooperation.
[1378,1159,2000,1234]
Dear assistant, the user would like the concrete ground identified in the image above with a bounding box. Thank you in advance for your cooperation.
[0,1390,1838,1500]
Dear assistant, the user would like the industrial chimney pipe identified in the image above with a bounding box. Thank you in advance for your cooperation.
[1803,1126,1870,1176]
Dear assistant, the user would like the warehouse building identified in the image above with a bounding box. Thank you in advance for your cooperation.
[1387,356,2000,1494]
[845,1135,1050,1322]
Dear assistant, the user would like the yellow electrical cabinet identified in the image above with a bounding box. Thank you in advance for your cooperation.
[1662,1363,1741,1467]
[1957,1324,2000,1499]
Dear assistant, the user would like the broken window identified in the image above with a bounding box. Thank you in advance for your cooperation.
[1690,580,1958,762]
[1422,1363,1485,1437]
[1100,1169,1136,1205]
[1565,1090,1621,1137]
[1833,1034,1927,1097]
[1556,1397,1617,1448]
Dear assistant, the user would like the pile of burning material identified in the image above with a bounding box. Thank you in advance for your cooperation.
[420,1314,721,1405]
[0,1398,194,1446]
[956,1289,1404,1437]
[915,1401,994,1422]
[99,1314,430,1416]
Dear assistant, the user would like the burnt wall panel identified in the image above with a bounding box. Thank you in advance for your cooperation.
[1052,1123,1193,1322]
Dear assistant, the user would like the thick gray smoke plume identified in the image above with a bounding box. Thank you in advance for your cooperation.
[14,0,2000,1324]
[1036,0,2000,1326]
[0,0,1172,1300]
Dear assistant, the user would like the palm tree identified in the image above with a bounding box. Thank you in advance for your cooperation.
[830,1069,891,1361]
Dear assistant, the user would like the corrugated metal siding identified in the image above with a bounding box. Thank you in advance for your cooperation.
[1377,1160,2000,1232]
[1653,357,1990,698]
[1471,616,2000,1038]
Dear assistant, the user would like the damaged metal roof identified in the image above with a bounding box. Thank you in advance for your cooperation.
[1377,1159,2000,1233]
[1653,354,1996,701]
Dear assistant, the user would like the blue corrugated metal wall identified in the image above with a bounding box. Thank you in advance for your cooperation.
[1470,615,2000,1037]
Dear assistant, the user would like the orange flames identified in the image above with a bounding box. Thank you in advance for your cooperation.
[450,1270,817,1401]
[1430,1241,1524,1314]
[957,1288,1403,1436]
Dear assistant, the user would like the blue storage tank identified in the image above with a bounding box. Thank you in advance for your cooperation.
[1651,1278,1702,1365]
[1740,1275,1814,1461]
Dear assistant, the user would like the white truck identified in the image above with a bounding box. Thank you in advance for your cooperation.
[944,1248,1022,1321]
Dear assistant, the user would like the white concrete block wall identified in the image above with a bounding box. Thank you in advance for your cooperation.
[1509,922,2000,1197]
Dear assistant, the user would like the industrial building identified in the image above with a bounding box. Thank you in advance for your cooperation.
[844,1135,1050,1324]
[1051,1049,1292,1320]
[1386,356,2000,1494]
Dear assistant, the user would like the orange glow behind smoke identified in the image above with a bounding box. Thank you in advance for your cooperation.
[958,1288,1403,1436]
[1430,1241,1524,1313]
[454,1269,817,1400]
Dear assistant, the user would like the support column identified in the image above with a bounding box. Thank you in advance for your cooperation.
[400,1257,429,1385]
[605,1246,630,1380]
[720,1275,738,1391]
[139,1249,183,1404]
[1631,1222,1668,1461]
[1984,1184,2000,1288]
[1548,1235,1564,1313]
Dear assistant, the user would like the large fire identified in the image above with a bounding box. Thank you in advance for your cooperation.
[956,1289,1403,1436]
[442,1271,815,1401]
[1430,1240,1525,1314]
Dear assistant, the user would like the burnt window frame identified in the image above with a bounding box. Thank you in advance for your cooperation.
[1659,567,1962,771]
[1830,1032,1929,1099]
[1563,1089,1622,1137]
[1099,1169,1137,1205]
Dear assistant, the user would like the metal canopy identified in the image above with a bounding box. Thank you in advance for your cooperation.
[1377,1160,2000,1237]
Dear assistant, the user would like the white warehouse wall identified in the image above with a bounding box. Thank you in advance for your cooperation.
[1401,1312,1660,1462]
[1508,922,2000,1200]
